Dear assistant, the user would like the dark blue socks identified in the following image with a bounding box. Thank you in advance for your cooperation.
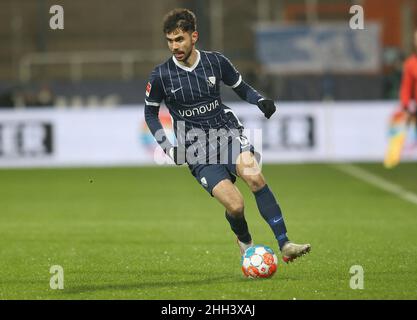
[254,184,289,250]
[225,211,252,244]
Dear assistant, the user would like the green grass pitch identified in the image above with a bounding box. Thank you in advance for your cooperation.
[1,163,416,300]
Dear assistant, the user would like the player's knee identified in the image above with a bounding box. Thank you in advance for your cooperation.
[227,200,245,217]
[244,174,266,192]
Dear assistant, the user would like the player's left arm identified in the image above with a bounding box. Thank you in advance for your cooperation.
[217,52,276,119]
[234,82,276,119]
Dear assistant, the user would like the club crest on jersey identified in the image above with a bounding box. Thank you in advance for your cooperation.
[207,76,216,87]
[145,82,151,97]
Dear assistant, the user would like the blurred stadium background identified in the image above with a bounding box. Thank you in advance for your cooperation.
[0,0,416,107]
[1,0,417,300]
[1,0,417,166]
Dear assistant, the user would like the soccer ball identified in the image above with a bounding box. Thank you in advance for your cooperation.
[241,245,278,279]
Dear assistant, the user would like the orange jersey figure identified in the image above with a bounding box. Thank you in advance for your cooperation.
[400,53,417,110]
[400,30,417,111]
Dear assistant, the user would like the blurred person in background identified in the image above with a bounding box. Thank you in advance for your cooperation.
[400,29,417,119]
[36,84,54,107]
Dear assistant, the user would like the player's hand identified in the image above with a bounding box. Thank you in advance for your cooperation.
[168,146,186,165]
[257,99,276,119]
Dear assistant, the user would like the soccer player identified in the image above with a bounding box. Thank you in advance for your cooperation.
[144,8,311,263]
[400,29,417,118]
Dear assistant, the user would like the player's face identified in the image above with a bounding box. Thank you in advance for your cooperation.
[166,29,198,62]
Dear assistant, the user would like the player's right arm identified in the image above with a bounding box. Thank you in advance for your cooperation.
[144,68,183,164]
[144,68,173,155]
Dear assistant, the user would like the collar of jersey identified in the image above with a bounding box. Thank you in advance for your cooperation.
[172,50,201,72]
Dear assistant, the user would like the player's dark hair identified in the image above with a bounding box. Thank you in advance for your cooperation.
[163,8,197,34]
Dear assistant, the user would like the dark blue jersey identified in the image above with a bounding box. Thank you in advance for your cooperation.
[144,50,264,163]
[145,50,246,127]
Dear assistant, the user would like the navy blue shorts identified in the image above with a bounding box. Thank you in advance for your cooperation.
[188,135,260,196]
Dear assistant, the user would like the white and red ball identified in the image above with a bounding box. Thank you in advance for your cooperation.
[241,245,278,278]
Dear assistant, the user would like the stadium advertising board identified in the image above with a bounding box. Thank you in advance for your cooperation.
[0,102,415,168]
[255,23,381,73]
[0,121,53,158]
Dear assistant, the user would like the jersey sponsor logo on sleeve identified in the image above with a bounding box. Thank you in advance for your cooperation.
[145,82,152,97]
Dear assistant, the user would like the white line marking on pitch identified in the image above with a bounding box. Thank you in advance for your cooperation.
[332,163,417,206]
